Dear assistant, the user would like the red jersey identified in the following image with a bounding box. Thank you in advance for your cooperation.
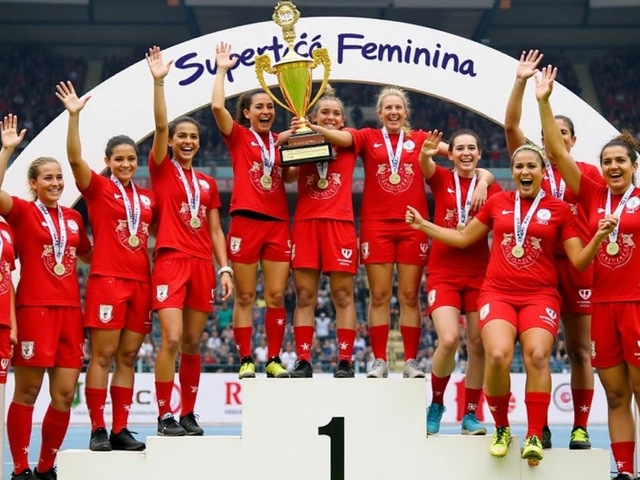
[5,197,91,307]
[577,175,640,303]
[351,128,430,221]
[149,154,221,262]
[222,122,288,221]
[543,161,605,255]
[0,223,15,327]
[474,191,579,295]
[427,165,502,276]
[294,146,356,222]
[81,172,155,282]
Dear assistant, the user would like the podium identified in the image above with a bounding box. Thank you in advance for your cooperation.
[58,379,609,480]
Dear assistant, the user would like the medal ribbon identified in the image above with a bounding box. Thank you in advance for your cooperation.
[382,127,404,176]
[111,175,140,238]
[514,190,545,248]
[454,170,477,227]
[250,129,275,177]
[171,159,201,221]
[544,161,566,200]
[606,184,635,245]
[36,200,67,267]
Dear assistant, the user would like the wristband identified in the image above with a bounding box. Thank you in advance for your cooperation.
[217,266,234,277]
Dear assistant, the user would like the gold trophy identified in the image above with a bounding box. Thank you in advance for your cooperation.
[255,1,333,166]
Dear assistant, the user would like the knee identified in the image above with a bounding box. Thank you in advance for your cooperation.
[436,333,459,355]
[398,289,419,308]
[15,385,41,407]
[369,289,391,308]
[486,346,512,370]
[51,387,77,410]
[266,291,284,308]
[525,348,550,372]
[566,343,592,366]
[331,289,353,310]
[181,333,202,354]
[468,335,485,357]
[606,387,631,410]
[161,331,182,355]
[116,349,139,369]
[236,291,256,308]
[92,348,117,369]
[296,288,317,309]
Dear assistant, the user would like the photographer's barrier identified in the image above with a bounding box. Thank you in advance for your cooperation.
[3,372,609,426]
[57,379,608,480]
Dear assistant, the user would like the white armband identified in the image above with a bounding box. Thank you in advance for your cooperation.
[217,266,234,277]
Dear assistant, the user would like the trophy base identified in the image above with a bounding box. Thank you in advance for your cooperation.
[280,132,335,166]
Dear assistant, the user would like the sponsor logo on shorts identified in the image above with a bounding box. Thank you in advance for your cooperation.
[428,289,436,307]
[419,243,428,255]
[539,307,558,328]
[156,285,169,302]
[99,305,113,323]
[579,289,592,301]
[21,341,35,360]
[229,237,242,254]
[0,358,9,371]
[479,303,490,321]
[361,242,370,260]
[66,219,79,233]
[338,248,353,267]
[591,341,596,359]
[341,248,353,259]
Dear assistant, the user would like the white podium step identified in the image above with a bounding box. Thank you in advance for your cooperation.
[57,379,610,480]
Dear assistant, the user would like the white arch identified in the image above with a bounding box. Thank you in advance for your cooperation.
[7,16,617,206]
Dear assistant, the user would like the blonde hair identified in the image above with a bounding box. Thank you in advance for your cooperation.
[27,157,60,200]
[376,86,412,136]
[511,143,545,167]
[310,83,345,120]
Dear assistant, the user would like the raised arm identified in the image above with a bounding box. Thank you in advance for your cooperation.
[405,205,490,248]
[564,215,617,271]
[211,42,238,137]
[146,46,174,165]
[536,66,582,195]
[55,81,93,190]
[505,50,544,156]
[419,130,442,180]
[0,115,25,214]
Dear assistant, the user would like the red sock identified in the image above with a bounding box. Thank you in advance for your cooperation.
[431,373,450,405]
[525,391,550,438]
[233,326,253,359]
[612,441,635,476]
[37,405,70,473]
[572,388,594,429]
[85,387,107,431]
[369,325,389,360]
[337,328,356,362]
[155,380,174,417]
[265,307,286,358]
[464,388,483,416]
[179,353,201,416]
[110,385,133,434]
[485,393,511,428]
[8,402,33,474]
[294,326,314,361]
[400,325,421,360]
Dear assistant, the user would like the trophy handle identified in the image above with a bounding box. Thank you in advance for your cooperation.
[255,54,293,113]
[307,48,332,110]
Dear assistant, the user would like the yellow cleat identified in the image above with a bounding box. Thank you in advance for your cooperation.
[522,435,543,466]
[238,356,256,379]
[265,356,290,378]
[489,426,512,458]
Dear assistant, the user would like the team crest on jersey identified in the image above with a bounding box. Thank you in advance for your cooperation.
[597,234,635,270]
[116,220,147,250]
[99,305,113,323]
[443,209,460,230]
[21,341,34,360]
[305,172,341,200]
[42,245,75,278]
[403,140,415,152]
[428,289,436,307]
[66,219,79,233]
[500,233,542,269]
[248,162,282,193]
[229,237,242,254]
[361,242,370,260]
[375,163,414,194]
[198,179,210,190]
[579,289,592,301]
[140,195,151,208]
[536,209,551,225]
[179,203,206,230]
[627,197,640,212]
[156,285,169,302]
[0,230,11,243]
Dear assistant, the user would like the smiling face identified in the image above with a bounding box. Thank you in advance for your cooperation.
[169,121,200,165]
[244,93,275,134]
[601,145,637,194]
[377,94,407,134]
[105,143,138,184]
[29,159,64,205]
[511,149,544,198]
[449,133,481,177]
[313,98,345,130]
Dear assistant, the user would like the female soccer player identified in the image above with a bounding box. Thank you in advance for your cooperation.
[505,49,603,449]
[406,142,615,466]
[419,129,501,436]
[56,81,154,452]
[537,64,640,480]
[212,42,291,379]
[0,114,93,480]
[147,46,233,436]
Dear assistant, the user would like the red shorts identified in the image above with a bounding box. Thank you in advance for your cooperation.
[477,293,561,337]
[556,256,592,315]
[591,302,640,369]
[13,306,84,369]
[85,275,152,334]
[360,220,429,266]
[228,215,291,264]
[291,219,358,274]
[426,273,483,315]
[152,254,215,313]
[0,326,11,384]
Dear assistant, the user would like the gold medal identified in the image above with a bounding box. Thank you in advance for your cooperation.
[511,246,525,259]
[260,175,272,189]
[317,178,329,190]
[54,264,65,276]
[606,242,619,256]
[456,223,465,231]
[389,173,401,185]
[128,235,140,248]
[190,217,201,229]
